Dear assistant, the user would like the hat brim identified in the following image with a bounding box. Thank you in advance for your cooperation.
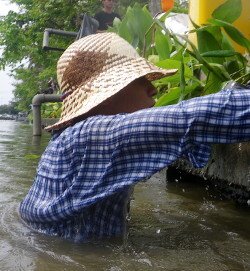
[45,57,177,132]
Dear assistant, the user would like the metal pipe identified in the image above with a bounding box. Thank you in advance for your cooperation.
[32,94,62,136]
[43,29,50,48]
[44,28,78,37]
[42,28,78,51]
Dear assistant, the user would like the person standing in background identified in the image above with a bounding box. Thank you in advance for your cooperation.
[94,0,121,31]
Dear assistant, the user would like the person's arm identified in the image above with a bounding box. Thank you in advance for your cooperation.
[95,88,250,169]
[179,88,250,144]
[112,88,250,145]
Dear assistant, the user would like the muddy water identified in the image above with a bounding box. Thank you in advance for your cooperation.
[0,119,249,271]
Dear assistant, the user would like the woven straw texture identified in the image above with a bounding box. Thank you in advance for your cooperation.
[45,33,177,131]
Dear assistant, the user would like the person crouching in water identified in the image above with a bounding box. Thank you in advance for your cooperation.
[19,33,250,242]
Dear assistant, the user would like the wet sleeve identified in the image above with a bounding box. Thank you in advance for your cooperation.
[103,88,250,168]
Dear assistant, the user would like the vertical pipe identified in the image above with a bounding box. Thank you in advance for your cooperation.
[43,29,49,48]
[32,94,62,136]
[33,104,42,136]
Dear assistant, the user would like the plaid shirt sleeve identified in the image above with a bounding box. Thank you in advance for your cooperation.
[19,88,250,241]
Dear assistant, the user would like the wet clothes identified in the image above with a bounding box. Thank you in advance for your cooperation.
[19,88,250,242]
[94,11,120,30]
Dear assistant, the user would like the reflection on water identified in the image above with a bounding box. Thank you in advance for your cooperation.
[0,120,249,271]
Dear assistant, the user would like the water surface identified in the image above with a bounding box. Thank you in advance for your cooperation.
[0,120,249,271]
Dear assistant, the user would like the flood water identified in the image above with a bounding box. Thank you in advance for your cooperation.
[0,119,249,271]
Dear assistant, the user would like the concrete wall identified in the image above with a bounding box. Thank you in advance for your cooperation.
[41,118,59,130]
[167,142,250,204]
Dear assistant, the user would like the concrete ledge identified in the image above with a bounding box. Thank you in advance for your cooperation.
[167,142,250,204]
[41,118,59,129]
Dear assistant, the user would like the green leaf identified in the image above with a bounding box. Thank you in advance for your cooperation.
[131,35,139,49]
[189,16,200,29]
[111,17,122,33]
[170,48,184,61]
[201,50,239,57]
[223,59,241,79]
[148,55,160,64]
[224,26,250,53]
[208,18,250,52]
[221,31,235,50]
[178,57,185,102]
[115,10,133,43]
[199,25,223,45]
[155,59,193,83]
[155,83,201,107]
[203,73,224,95]
[171,33,216,74]
[130,3,154,49]
[196,28,224,64]
[155,59,181,69]
[155,87,180,106]
[53,104,59,110]
[155,30,171,60]
[212,0,242,24]
[209,63,232,81]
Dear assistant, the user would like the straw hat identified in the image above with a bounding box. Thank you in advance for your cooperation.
[45,32,177,131]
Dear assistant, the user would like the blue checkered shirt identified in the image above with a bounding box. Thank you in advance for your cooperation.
[19,88,250,242]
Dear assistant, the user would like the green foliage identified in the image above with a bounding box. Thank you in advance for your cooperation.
[173,0,188,14]
[207,19,250,52]
[116,0,148,17]
[41,102,61,118]
[0,0,249,114]
[0,0,101,111]
[109,0,250,107]
[110,4,154,57]
[211,0,242,23]
[0,102,20,115]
